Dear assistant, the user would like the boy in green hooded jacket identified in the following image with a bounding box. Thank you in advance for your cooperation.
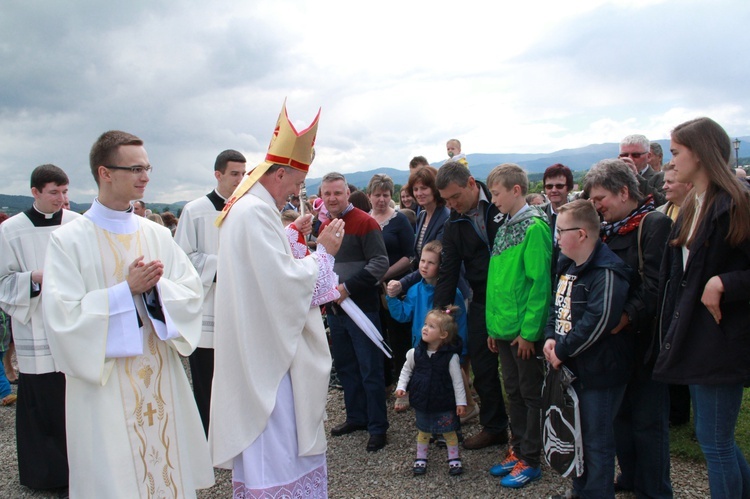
[485,164,552,489]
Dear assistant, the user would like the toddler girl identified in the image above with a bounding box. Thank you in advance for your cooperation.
[396,306,467,476]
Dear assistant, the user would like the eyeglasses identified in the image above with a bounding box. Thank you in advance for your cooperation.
[545,183,567,190]
[555,227,585,239]
[104,165,152,175]
[618,152,648,159]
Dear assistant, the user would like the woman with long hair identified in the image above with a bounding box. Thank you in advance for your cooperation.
[653,117,750,498]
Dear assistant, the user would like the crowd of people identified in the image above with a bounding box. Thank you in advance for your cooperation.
[0,113,749,499]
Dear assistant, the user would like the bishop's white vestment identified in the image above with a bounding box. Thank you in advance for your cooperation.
[43,200,214,498]
[210,182,334,498]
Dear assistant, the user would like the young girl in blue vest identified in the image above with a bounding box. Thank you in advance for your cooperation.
[395,306,467,475]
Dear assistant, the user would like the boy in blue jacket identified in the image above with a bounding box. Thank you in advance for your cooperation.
[544,200,632,499]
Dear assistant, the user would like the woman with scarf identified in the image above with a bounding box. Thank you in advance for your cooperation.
[584,159,673,498]
[653,117,750,498]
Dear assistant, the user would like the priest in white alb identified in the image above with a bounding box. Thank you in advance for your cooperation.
[174,149,247,436]
[43,130,214,498]
[210,101,343,498]
[0,164,78,493]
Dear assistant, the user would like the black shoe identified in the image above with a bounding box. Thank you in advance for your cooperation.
[366,433,387,452]
[448,458,463,476]
[413,458,427,475]
[331,421,367,436]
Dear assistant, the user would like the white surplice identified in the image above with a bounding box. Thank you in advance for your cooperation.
[0,208,80,374]
[173,191,224,348]
[210,182,332,496]
[43,200,214,498]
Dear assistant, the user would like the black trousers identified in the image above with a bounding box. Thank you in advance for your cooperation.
[467,301,509,433]
[497,340,544,467]
[188,347,215,436]
[16,372,68,489]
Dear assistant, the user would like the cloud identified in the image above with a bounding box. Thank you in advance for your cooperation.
[511,0,750,130]
[1,0,748,203]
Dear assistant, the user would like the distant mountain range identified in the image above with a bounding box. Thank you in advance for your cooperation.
[303,141,622,194]
[303,141,638,194]
[3,138,747,213]
[0,195,185,217]
[303,137,749,194]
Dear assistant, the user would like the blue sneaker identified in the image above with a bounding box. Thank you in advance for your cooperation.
[489,449,518,477]
[500,461,541,488]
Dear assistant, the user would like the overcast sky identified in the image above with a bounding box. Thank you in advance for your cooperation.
[2,0,748,203]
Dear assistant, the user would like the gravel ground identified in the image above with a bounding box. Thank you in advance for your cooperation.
[0,354,711,498]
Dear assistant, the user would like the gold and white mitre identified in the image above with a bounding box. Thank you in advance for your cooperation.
[215,99,320,226]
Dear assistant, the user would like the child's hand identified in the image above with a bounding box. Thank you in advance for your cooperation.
[512,336,535,360]
[610,312,630,334]
[486,337,499,353]
[456,405,466,417]
[543,339,555,361]
[543,339,562,369]
[386,280,402,297]
[395,389,406,398]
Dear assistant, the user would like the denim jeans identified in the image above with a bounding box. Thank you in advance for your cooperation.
[690,383,750,499]
[328,310,389,435]
[572,382,626,499]
[614,378,673,498]
[467,302,509,434]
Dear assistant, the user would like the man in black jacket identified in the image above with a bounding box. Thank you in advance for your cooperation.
[434,162,510,449]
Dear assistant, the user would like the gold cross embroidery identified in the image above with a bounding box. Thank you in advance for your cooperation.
[144,402,157,426]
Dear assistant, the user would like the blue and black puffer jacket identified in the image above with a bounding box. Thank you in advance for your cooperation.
[408,338,462,413]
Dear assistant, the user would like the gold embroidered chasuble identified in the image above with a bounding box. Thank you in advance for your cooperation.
[98,228,186,497]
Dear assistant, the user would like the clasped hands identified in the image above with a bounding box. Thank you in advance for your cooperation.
[127,256,163,295]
